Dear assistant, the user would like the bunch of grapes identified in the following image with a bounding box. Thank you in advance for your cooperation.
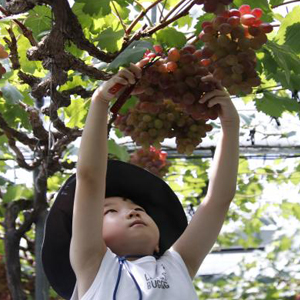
[194,0,234,14]
[0,44,8,79]
[114,101,172,149]
[198,5,273,95]
[114,99,213,155]
[129,146,171,178]
[136,44,220,121]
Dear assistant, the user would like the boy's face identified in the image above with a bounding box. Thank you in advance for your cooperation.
[102,197,160,257]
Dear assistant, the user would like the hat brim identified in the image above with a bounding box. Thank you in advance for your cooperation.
[42,160,187,299]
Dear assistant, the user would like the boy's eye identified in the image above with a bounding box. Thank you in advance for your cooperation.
[105,209,117,214]
[135,208,145,212]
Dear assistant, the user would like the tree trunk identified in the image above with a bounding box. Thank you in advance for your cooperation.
[4,231,26,300]
[4,200,33,300]
[33,167,49,300]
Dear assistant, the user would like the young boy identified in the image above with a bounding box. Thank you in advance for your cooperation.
[42,62,240,299]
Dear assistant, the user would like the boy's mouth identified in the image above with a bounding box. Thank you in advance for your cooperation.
[130,220,146,227]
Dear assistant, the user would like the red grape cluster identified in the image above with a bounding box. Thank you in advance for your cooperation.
[136,44,220,121]
[129,146,171,178]
[195,0,234,14]
[198,5,273,95]
[0,44,8,79]
[114,99,213,155]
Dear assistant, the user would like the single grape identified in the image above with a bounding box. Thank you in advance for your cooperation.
[241,14,256,26]
[227,16,241,27]
[260,23,273,33]
[167,47,180,62]
[251,8,263,19]
[229,9,241,17]
[239,4,251,15]
[153,44,163,53]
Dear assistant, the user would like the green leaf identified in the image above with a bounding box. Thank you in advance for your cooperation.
[279,236,292,251]
[3,184,32,203]
[110,1,130,20]
[275,6,300,54]
[154,27,187,48]
[261,48,278,75]
[24,6,52,40]
[95,28,124,52]
[270,71,300,91]
[173,15,193,29]
[255,91,300,117]
[270,0,284,6]
[72,3,93,30]
[194,13,214,36]
[290,171,300,185]
[264,41,300,86]
[1,84,24,104]
[63,98,89,128]
[75,0,111,16]
[107,40,153,71]
[17,35,42,74]
[108,139,129,161]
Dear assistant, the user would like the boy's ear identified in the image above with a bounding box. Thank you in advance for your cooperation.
[155,245,160,253]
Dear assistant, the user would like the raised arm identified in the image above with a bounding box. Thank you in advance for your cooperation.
[173,76,240,278]
[69,64,142,297]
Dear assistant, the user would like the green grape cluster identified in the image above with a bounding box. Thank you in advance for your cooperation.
[114,100,213,155]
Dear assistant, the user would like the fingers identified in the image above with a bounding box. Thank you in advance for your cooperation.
[205,96,230,108]
[199,89,229,104]
[118,68,136,85]
[201,75,224,91]
[129,62,142,79]
[113,75,130,86]
[136,57,149,68]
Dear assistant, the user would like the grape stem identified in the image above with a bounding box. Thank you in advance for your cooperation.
[111,1,128,36]
[126,0,164,35]
[271,0,300,8]
[145,0,196,36]
[131,0,154,28]
[160,0,193,23]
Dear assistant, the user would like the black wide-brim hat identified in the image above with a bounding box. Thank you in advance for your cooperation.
[41,160,187,299]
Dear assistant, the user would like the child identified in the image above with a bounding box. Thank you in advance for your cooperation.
[42,62,240,300]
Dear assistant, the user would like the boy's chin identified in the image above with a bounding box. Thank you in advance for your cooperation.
[109,242,157,257]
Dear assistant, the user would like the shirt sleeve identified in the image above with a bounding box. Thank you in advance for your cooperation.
[165,248,192,279]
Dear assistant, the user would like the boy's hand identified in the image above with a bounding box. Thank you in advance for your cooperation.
[92,63,144,103]
[199,75,240,129]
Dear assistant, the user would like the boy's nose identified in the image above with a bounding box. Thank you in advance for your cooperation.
[127,210,140,218]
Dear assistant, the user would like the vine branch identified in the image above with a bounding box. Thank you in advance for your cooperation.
[0,5,38,46]
[145,0,196,36]
[126,0,164,35]
[161,0,191,23]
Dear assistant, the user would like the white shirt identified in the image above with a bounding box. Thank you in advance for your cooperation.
[70,248,199,300]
